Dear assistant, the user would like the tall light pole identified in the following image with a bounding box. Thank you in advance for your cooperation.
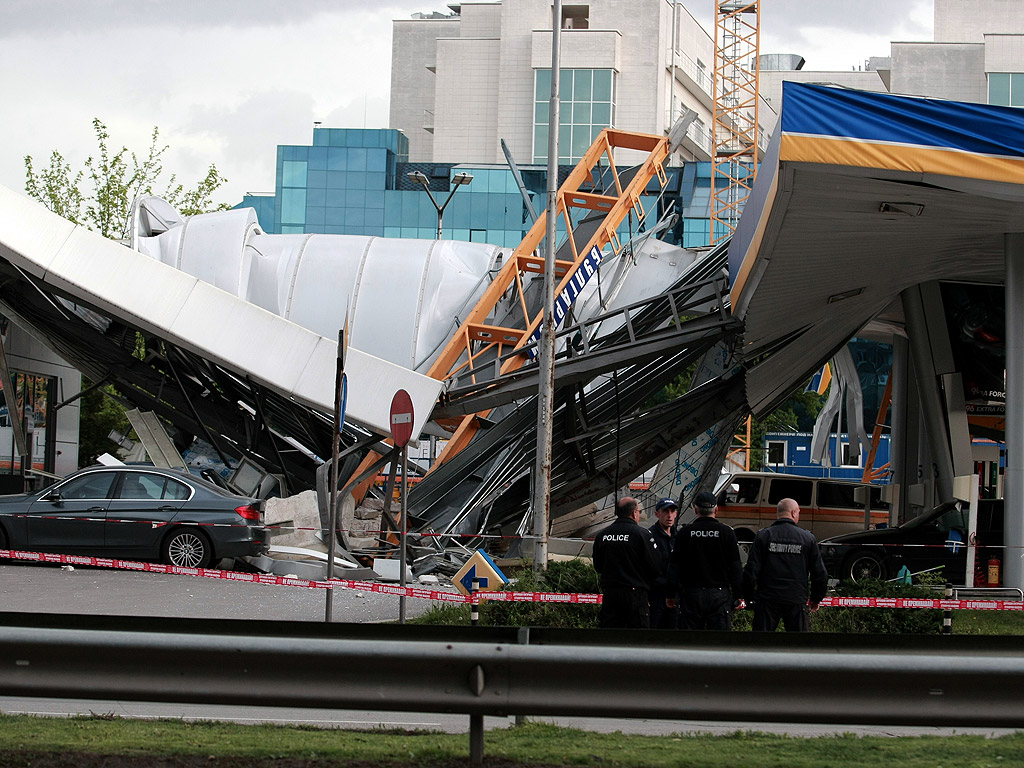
[532,0,561,573]
[407,170,474,239]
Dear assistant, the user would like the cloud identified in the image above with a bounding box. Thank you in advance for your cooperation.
[684,0,933,69]
[0,3,415,203]
[1,0,453,36]
[0,0,938,207]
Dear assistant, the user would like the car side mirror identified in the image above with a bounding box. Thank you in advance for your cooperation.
[42,491,62,503]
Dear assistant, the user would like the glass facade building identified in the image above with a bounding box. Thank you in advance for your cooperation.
[239,127,724,250]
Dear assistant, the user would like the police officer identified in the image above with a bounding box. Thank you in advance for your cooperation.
[648,497,679,629]
[670,490,742,630]
[592,496,660,628]
[742,497,828,632]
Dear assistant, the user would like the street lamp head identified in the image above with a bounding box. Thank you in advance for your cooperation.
[452,172,474,187]
[407,171,430,188]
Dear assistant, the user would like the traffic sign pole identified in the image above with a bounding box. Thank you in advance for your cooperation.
[399,442,409,624]
[390,390,414,625]
[326,327,345,623]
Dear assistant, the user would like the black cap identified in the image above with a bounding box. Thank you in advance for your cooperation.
[655,497,678,512]
[694,491,717,509]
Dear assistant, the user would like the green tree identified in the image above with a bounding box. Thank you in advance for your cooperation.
[76,381,131,467]
[24,120,231,466]
[24,118,229,240]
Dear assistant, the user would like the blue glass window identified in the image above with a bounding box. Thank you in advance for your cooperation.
[307,146,328,170]
[367,149,387,172]
[306,170,327,189]
[307,187,326,208]
[327,150,348,171]
[282,160,307,187]
[988,73,1024,107]
[348,148,368,172]
[535,69,551,100]
[281,189,306,224]
[305,206,325,228]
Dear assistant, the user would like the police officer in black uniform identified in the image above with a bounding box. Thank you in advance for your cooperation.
[592,496,660,628]
[670,490,742,630]
[648,497,679,629]
[742,497,828,632]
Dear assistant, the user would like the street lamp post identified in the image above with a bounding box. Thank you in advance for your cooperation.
[407,170,473,239]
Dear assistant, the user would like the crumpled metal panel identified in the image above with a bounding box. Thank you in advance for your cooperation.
[135,200,503,374]
[0,184,443,440]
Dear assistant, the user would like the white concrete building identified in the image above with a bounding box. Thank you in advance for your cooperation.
[761,1,1024,114]
[392,1,1024,165]
[891,0,1024,104]
[390,0,718,165]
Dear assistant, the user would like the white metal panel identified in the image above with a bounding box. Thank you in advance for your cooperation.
[137,215,502,375]
[291,338,442,441]
[413,239,497,371]
[277,234,369,337]
[351,237,436,369]
[169,280,324,393]
[177,208,259,296]
[0,187,78,279]
[45,226,199,331]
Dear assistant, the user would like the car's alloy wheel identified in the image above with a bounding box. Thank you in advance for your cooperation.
[845,551,884,583]
[164,529,211,568]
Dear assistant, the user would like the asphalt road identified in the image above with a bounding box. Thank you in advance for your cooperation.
[0,561,1017,738]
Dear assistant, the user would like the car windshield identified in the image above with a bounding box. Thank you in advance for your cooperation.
[900,501,960,530]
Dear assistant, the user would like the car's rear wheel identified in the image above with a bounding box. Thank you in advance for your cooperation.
[844,550,884,583]
[162,528,212,568]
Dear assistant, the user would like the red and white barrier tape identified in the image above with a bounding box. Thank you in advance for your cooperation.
[818,595,1024,611]
[2,548,1021,611]
[0,549,596,604]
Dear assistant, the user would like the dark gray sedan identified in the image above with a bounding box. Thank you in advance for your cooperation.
[0,465,269,568]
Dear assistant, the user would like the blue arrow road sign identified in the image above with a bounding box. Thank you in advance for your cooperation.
[460,566,489,593]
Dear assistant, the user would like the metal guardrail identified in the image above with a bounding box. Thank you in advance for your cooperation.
[2,614,1023,728]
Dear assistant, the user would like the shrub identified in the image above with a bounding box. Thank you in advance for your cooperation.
[811,578,943,634]
[482,559,601,629]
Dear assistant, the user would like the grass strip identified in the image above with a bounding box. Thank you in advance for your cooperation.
[0,714,1021,767]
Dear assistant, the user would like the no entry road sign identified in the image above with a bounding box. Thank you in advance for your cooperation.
[390,389,414,447]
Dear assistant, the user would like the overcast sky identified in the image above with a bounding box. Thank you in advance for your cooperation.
[0,1,933,207]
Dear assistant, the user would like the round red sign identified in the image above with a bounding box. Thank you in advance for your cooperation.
[389,389,415,447]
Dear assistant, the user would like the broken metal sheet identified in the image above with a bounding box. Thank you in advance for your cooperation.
[0,185,443,441]
[133,200,504,374]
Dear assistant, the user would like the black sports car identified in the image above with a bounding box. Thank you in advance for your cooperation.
[819,500,1003,585]
[0,465,269,568]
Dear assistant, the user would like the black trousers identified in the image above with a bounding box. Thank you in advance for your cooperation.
[680,586,732,630]
[599,586,650,628]
[752,599,810,632]
[649,588,679,629]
